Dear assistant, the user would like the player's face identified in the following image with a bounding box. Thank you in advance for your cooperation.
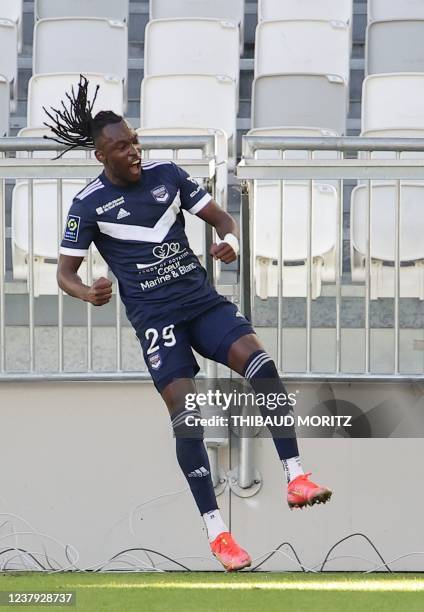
[95,121,142,185]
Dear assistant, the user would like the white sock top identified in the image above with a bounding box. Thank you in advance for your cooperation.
[282,456,304,484]
[203,509,228,543]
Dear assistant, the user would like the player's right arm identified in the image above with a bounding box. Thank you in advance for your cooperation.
[57,255,112,306]
[57,195,112,306]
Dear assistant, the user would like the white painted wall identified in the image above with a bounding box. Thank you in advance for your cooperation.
[0,381,422,571]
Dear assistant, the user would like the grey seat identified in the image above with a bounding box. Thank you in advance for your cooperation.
[34,0,129,21]
[33,18,128,109]
[368,0,424,23]
[367,20,424,75]
[252,74,347,134]
[149,0,245,52]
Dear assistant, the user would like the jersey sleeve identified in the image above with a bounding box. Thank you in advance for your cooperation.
[59,199,98,257]
[173,163,212,215]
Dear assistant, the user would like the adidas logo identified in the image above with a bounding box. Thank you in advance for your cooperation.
[117,208,131,220]
[188,466,210,478]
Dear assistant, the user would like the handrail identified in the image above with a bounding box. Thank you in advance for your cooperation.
[0,135,216,154]
[243,135,424,156]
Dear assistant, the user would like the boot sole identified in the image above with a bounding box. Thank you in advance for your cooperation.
[288,488,332,510]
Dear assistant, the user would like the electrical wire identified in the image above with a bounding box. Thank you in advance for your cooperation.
[1,512,423,574]
[93,548,191,572]
[319,533,391,572]
[251,541,310,572]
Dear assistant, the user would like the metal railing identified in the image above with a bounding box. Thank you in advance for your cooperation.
[237,135,424,381]
[0,136,217,380]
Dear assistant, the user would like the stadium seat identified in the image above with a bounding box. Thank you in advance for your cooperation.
[0,0,23,52]
[361,128,424,151]
[253,181,338,299]
[249,127,340,299]
[362,74,424,133]
[136,127,228,206]
[258,0,352,23]
[183,211,205,264]
[359,129,424,167]
[149,0,245,53]
[368,0,424,23]
[248,126,342,190]
[140,74,237,163]
[17,127,97,159]
[144,18,239,84]
[34,0,129,22]
[252,74,347,134]
[0,77,10,136]
[367,20,424,75]
[350,183,424,299]
[255,20,350,84]
[12,180,107,295]
[27,73,124,128]
[0,19,18,112]
[358,128,424,191]
[33,18,128,106]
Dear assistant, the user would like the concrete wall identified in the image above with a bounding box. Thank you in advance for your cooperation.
[0,380,422,572]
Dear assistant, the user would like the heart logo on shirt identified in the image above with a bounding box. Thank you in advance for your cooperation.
[152,242,181,260]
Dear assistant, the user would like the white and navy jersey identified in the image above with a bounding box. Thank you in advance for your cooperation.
[60,161,224,330]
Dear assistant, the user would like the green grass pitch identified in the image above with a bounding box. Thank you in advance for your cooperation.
[0,572,423,612]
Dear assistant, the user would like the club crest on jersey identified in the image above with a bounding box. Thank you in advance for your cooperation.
[148,352,162,370]
[151,185,170,203]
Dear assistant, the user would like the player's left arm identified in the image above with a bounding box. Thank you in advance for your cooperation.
[196,199,239,264]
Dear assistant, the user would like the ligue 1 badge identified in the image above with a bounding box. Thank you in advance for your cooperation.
[149,352,162,370]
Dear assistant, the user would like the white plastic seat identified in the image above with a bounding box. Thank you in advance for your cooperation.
[368,0,424,23]
[0,19,18,111]
[253,181,338,299]
[149,0,245,52]
[136,127,228,206]
[252,74,347,134]
[351,183,424,299]
[145,18,239,84]
[141,74,237,163]
[259,0,352,23]
[27,73,124,128]
[255,20,350,84]
[33,18,128,107]
[358,128,424,187]
[248,126,342,190]
[35,0,129,21]
[362,74,424,133]
[367,20,424,75]
[17,127,97,160]
[360,129,424,163]
[183,211,205,264]
[12,180,107,295]
[0,0,23,52]
[0,76,10,136]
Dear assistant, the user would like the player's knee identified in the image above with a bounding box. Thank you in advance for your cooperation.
[171,407,204,439]
[243,350,279,381]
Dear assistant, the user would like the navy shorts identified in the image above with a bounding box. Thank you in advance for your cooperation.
[136,300,254,393]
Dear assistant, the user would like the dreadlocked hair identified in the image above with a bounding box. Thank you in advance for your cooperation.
[43,75,123,158]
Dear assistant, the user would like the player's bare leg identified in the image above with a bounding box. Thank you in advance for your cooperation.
[162,378,251,571]
[227,334,332,509]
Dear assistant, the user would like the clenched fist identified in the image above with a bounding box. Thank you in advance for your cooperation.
[210,242,237,264]
[86,277,113,306]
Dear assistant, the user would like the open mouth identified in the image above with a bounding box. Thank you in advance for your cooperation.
[129,158,142,175]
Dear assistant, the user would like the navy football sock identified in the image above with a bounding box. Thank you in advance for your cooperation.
[243,350,299,460]
[171,408,218,515]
